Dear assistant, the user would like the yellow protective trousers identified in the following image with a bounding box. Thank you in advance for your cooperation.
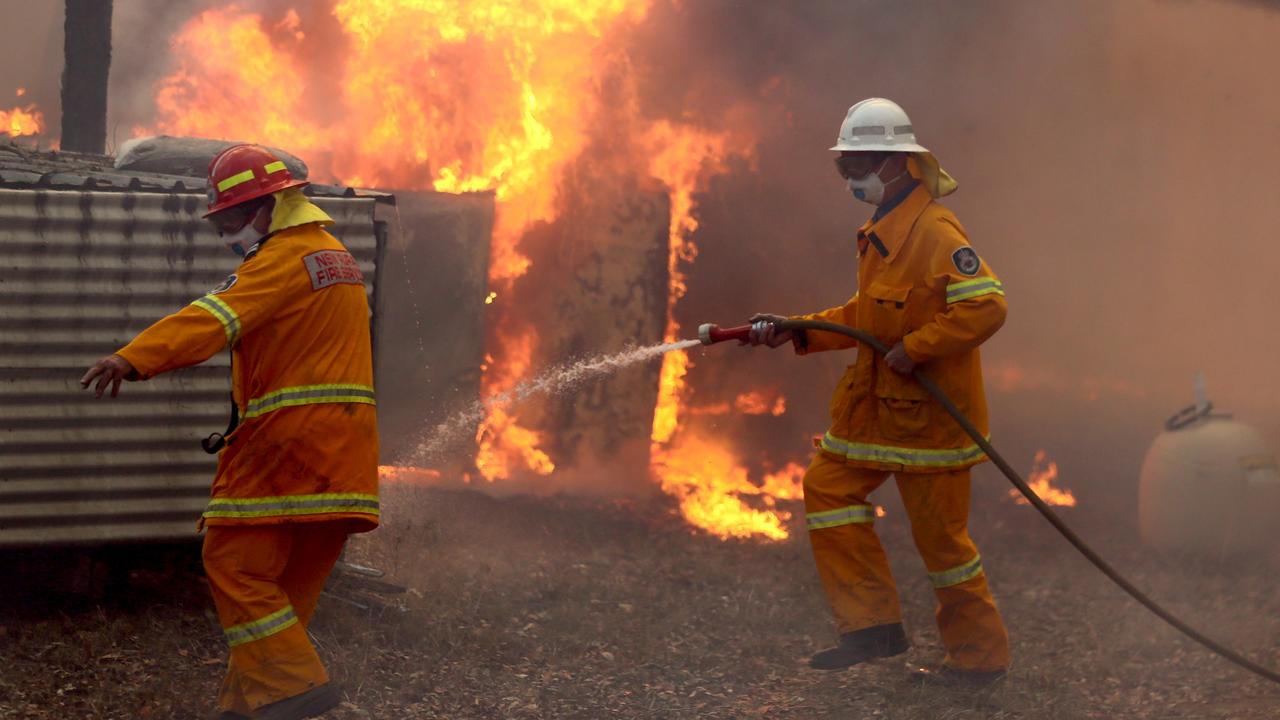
[803,451,1010,671]
[203,522,350,715]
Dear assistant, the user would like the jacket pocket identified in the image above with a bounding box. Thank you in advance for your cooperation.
[864,282,912,343]
[875,360,931,440]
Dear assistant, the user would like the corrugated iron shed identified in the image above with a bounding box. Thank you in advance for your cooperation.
[0,148,391,546]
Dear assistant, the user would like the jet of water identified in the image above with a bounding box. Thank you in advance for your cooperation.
[398,338,701,466]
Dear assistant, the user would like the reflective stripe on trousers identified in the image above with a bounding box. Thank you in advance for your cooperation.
[204,493,380,520]
[820,432,988,468]
[807,504,876,530]
[243,383,377,420]
[929,554,984,588]
[223,604,299,647]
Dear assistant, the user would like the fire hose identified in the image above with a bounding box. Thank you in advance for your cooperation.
[699,319,1280,686]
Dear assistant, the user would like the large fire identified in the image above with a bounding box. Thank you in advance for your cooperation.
[146,1,806,540]
[2,88,44,137]
[1011,450,1076,507]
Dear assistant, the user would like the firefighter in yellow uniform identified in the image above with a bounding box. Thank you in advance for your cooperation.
[81,144,378,719]
[749,99,1011,685]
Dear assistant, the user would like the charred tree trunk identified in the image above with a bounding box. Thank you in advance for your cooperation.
[60,0,113,154]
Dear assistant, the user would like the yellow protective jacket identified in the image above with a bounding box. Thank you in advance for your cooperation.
[116,206,380,530]
[794,184,1006,473]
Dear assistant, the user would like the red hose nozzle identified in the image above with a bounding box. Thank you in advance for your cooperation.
[698,323,752,346]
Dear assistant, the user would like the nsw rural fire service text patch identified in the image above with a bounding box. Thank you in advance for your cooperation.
[951,247,982,276]
[303,250,364,291]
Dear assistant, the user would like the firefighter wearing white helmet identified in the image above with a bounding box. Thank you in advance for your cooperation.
[831,97,957,200]
[747,98,1011,686]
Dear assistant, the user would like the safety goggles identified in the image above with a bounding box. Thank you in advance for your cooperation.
[208,200,261,235]
[834,153,887,181]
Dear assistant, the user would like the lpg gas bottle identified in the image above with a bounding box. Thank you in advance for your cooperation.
[1138,378,1280,554]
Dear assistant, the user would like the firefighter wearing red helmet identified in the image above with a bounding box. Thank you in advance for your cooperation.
[82,144,379,719]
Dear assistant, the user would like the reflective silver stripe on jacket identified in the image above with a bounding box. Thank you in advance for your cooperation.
[191,295,241,344]
[820,432,988,468]
[945,279,1005,304]
[243,384,377,420]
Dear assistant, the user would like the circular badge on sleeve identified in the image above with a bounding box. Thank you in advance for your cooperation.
[210,274,238,294]
[951,247,982,276]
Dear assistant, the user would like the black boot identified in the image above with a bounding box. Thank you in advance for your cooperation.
[808,622,909,670]
[253,683,342,720]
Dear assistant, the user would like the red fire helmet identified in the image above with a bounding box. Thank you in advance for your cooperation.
[203,144,308,218]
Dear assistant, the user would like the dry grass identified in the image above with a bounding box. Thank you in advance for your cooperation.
[3,484,1278,719]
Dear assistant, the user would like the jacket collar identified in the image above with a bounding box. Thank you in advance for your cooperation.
[857,184,934,264]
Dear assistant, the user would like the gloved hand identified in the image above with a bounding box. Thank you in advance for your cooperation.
[885,341,916,375]
[746,313,795,348]
[80,354,138,398]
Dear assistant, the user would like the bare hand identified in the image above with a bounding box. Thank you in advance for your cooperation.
[885,341,916,375]
[80,354,137,398]
[746,313,794,348]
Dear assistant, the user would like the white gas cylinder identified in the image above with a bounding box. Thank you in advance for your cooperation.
[1138,383,1280,554]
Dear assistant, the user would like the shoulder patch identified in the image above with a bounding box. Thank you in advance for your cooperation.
[951,247,982,276]
[302,249,365,291]
[210,274,238,295]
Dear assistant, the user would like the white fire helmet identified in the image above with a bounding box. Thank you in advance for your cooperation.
[831,97,957,197]
[831,98,928,153]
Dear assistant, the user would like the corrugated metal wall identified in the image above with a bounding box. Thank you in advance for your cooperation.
[0,187,383,546]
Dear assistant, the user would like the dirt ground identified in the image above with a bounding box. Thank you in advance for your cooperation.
[3,483,1278,719]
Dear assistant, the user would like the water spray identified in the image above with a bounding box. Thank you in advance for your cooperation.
[700,318,1280,686]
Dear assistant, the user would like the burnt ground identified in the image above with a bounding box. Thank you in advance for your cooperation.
[2,483,1278,720]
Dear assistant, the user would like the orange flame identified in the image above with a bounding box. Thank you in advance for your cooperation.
[734,390,787,416]
[1010,450,1076,507]
[145,8,323,151]
[2,87,44,137]
[474,328,554,481]
[652,436,798,541]
[758,462,806,501]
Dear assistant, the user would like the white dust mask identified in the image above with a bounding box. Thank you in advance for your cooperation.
[219,206,268,257]
[846,158,906,206]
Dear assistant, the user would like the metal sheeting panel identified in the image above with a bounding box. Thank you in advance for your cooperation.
[0,188,383,546]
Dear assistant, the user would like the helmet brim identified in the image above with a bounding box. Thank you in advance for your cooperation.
[829,141,931,153]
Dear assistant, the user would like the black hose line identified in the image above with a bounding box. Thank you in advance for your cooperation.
[776,318,1280,686]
